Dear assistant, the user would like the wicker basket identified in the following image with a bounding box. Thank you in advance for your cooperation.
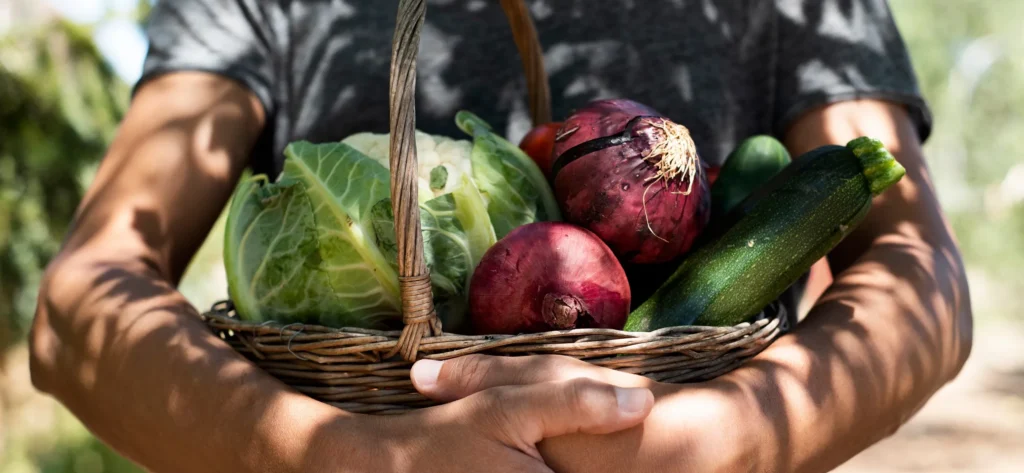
[201,0,788,415]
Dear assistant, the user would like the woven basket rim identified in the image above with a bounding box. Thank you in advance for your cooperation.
[202,297,788,413]
[201,299,787,414]
[202,300,789,347]
[204,2,792,414]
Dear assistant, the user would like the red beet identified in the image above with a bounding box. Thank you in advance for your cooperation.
[468,222,631,335]
[550,99,711,264]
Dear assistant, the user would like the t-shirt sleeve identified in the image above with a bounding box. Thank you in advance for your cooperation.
[135,0,276,118]
[773,0,933,143]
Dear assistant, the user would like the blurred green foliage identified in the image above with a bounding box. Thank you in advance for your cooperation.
[890,0,1024,321]
[1,1,1022,472]
[0,19,128,349]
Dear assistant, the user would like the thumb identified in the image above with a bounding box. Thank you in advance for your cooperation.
[473,378,653,450]
[411,354,651,402]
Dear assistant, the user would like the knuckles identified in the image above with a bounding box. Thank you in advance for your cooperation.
[441,354,493,395]
[564,378,617,420]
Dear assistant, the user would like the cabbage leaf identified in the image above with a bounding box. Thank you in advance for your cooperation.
[224,112,557,331]
[224,142,402,328]
[456,111,562,239]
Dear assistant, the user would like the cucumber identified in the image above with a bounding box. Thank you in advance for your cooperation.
[624,137,905,330]
[710,135,792,219]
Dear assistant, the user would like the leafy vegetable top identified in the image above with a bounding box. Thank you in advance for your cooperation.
[223,112,559,332]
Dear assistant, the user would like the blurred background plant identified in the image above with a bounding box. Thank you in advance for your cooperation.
[1,0,1021,472]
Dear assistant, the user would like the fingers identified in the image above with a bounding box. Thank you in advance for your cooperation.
[474,378,654,450]
[411,354,652,401]
[406,374,652,468]
[381,407,559,473]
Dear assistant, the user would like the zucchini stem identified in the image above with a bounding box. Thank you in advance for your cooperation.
[847,137,907,196]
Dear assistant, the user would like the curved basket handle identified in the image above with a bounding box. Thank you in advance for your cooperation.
[501,0,552,125]
[387,0,551,361]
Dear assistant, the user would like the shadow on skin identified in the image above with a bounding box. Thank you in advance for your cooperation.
[38,1,965,472]
[520,16,966,473]
[523,237,966,473]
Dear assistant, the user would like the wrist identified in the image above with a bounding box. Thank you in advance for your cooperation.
[696,375,777,473]
[252,394,379,473]
[709,334,846,473]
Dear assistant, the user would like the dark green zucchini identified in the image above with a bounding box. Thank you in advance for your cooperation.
[710,135,792,219]
[623,137,905,330]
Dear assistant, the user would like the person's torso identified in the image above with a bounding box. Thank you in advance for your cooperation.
[254,0,780,177]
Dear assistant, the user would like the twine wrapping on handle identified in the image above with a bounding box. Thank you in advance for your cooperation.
[386,0,552,361]
[387,0,439,361]
[386,274,441,361]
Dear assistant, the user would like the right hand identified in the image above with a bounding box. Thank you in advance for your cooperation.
[351,369,654,473]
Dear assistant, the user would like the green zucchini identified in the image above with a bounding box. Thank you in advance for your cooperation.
[710,135,792,219]
[624,137,905,330]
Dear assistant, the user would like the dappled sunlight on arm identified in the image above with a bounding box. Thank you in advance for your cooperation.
[531,99,972,473]
[26,70,380,472]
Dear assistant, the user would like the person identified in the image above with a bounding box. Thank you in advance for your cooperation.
[28,1,972,472]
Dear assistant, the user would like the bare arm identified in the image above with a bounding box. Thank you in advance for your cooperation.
[743,98,974,472]
[417,99,974,473]
[27,71,359,472]
[29,71,653,473]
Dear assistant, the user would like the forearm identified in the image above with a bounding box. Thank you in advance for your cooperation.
[724,227,971,472]
[729,100,973,472]
[25,71,406,473]
[537,100,972,473]
[29,255,371,473]
[541,227,971,473]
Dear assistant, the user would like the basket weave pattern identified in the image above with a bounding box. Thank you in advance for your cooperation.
[204,301,786,414]
[202,0,788,415]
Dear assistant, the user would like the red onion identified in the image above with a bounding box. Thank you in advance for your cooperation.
[468,222,631,334]
[551,99,711,264]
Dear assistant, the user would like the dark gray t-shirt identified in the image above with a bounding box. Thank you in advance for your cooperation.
[137,0,931,323]
[138,0,931,178]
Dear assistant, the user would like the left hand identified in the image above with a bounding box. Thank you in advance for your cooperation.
[409,100,973,473]
[412,354,760,473]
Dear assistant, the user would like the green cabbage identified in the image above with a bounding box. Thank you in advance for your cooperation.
[456,111,563,238]
[223,112,558,332]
